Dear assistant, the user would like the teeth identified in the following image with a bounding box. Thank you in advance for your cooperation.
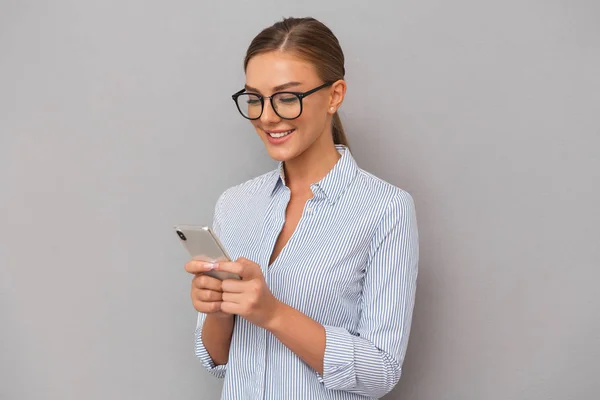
[268,130,293,138]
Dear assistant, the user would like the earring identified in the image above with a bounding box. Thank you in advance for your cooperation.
[330,107,335,112]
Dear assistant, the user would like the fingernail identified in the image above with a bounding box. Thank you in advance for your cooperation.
[203,263,215,270]
[212,263,220,270]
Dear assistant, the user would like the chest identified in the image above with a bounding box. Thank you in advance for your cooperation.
[268,193,311,266]
[220,188,380,322]
[256,197,376,320]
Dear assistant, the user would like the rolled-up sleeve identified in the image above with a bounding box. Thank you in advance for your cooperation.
[318,191,419,398]
[193,190,229,378]
[194,313,228,378]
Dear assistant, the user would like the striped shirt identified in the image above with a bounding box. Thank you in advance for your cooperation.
[195,145,419,399]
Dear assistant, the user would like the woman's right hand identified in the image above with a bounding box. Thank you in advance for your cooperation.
[185,260,232,319]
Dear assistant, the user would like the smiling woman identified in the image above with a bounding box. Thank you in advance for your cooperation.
[185,17,419,400]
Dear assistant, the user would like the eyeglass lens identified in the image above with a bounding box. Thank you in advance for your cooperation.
[235,93,302,119]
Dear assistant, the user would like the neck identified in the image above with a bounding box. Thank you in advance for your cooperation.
[283,133,341,194]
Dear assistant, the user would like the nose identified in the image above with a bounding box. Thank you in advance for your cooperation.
[260,97,280,124]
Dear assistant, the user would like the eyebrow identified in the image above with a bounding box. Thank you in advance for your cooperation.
[244,81,303,94]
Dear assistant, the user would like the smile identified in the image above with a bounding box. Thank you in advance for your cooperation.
[266,129,295,138]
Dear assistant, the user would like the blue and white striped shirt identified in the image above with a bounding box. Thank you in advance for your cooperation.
[195,145,419,399]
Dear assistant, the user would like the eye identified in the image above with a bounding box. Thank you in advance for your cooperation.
[247,99,261,105]
[277,95,299,104]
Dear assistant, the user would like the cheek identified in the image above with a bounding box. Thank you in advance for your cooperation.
[297,102,328,132]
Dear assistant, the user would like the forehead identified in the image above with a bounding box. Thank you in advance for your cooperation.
[245,51,319,90]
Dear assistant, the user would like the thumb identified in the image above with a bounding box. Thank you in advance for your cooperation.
[236,257,262,279]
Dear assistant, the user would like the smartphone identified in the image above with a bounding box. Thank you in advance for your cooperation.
[174,225,241,280]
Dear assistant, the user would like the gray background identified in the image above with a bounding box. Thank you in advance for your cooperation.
[1,1,599,399]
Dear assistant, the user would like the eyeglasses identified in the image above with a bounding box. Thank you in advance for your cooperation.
[232,81,334,120]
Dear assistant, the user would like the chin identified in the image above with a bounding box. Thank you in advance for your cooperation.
[256,131,297,162]
[265,145,299,162]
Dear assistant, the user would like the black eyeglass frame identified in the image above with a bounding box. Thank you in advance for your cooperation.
[231,81,334,120]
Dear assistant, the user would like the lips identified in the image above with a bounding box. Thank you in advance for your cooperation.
[264,128,295,144]
[265,129,295,138]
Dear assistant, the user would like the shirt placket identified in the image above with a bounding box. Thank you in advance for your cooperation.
[255,188,289,399]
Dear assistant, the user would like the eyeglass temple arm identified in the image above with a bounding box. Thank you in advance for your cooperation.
[232,88,247,99]
[298,81,335,98]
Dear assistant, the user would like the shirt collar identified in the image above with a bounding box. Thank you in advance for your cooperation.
[270,145,359,204]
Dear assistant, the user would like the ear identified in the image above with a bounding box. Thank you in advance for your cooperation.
[328,79,347,114]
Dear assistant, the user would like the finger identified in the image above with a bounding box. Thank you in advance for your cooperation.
[216,259,261,280]
[236,258,263,279]
[195,289,222,302]
[214,261,244,278]
[220,301,243,315]
[220,278,248,293]
[192,274,222,291]
[236,257,261,270]
[194,300,222,314]
[185,260,219,274]
[221,291,244,303]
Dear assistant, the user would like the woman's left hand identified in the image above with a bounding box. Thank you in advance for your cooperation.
[215,257,283,330]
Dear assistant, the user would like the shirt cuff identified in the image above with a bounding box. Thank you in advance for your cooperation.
[194,327,227,378]
[317,325,356,390]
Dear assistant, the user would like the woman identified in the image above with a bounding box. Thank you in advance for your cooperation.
[185,17,419,400]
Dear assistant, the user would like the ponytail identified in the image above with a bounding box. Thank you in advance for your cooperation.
[332,112,349,148]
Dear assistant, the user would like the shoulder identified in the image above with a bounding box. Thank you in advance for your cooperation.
[353,169,418,257]
[354,167,416,215]
[216,169,279,210]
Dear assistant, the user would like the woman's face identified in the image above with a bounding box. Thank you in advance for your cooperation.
[244,51,340,162]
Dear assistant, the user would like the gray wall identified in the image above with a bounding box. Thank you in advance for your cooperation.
[1,1,599,399]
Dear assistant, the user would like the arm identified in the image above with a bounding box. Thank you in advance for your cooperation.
[201,314,235,365]
[267,191,419,397]
[265,302,326,374]
[194,313,234,377]
[193,191,234,377]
